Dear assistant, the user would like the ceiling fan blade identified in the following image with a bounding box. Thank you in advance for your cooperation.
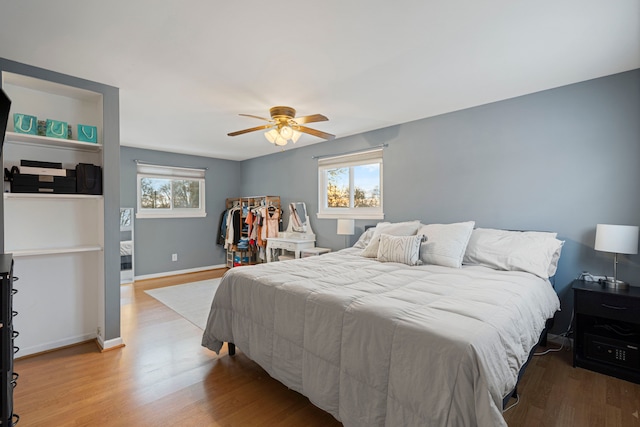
[227,124,272,137]
[297,125,335,140]
[239,114,271,121]
[294,114,328,124]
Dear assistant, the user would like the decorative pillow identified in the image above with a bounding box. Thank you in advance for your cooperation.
[353,225,385,249]
[360,220,421,258]
[462,228,565,278]
[377,234,424,266]
[418,221,475,268]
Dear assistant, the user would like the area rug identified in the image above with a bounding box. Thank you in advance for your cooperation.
[145,278,221,329]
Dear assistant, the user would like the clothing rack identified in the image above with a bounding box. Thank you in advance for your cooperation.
[222,196,281,267]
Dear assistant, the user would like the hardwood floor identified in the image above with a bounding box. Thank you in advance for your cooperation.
[503,344,640,426]
[12,270,640,426]
[14,269,339,427]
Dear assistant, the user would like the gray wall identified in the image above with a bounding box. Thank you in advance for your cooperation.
[240,69,640,334]
[120,146,241,276]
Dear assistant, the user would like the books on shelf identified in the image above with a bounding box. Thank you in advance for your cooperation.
[17,159,73,177]
[18,166,69,177]
[20,159,62,169]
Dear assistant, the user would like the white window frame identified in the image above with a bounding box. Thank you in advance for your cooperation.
[136,163,206,219]
[317,148,384,220]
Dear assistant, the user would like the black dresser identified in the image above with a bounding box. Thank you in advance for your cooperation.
[0,254,18,425]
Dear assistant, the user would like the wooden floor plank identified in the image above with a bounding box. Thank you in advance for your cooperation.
[11,269,640,426]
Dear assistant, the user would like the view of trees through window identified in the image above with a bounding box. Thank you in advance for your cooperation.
[140,177,200,210]
[326,164,380,208]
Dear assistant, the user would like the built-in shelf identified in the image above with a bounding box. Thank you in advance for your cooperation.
[7,245,103,257]
[5,131,102,152]
[3,192,102,200]
[1,59,119,359]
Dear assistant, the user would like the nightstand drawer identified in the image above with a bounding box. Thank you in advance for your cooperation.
[576,291,640,323]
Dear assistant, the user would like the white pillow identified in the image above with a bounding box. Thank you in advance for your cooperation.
[361,220,421,258]
[377,234,424,266]
[353,225,384,249]
[418,221,475,268]
[463,228,565,278]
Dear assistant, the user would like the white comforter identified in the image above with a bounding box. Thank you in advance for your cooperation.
[202,248,560,426]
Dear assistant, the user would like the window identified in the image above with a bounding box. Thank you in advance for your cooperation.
[136,163,206,218]
[317,148,383,219]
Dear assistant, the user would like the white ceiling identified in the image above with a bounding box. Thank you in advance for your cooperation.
[1,1,638,161]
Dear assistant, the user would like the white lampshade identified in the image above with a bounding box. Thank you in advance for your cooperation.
[337,219,355,235]
[595,224,639,255]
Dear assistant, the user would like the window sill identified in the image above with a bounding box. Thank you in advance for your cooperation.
[136,212,207,219]
[317,212,384,220]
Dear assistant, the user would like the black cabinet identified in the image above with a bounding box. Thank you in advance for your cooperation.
[573,279,640,384]
[0,254,18,425]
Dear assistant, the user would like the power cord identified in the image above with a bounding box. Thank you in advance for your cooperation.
[506,302,574,413]
[503,394,520,413]
[534,309,574,356]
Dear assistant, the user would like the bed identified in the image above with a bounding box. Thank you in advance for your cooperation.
[120,240,133,270]
[202,222,563,426]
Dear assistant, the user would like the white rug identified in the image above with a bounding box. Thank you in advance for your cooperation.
[145,278,220,330]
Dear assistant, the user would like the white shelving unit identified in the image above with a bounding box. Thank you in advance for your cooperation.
[4,131,102,152]
[1,69,107,357]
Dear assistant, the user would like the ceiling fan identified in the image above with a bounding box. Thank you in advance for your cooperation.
[227,106,335,146]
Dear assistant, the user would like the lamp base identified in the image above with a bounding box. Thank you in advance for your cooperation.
[603,277,629,290]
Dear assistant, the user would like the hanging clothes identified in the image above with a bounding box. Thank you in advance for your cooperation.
[245,210,254,239]
[222,197,280,259]
[216,209,227,246]
[266,205,279,238]
[225,206,242,250]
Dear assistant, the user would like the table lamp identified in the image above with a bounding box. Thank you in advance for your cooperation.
[337,219,355,248]
[594,224,639,289]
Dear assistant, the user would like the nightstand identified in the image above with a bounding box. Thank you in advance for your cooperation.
[572,279,640,384]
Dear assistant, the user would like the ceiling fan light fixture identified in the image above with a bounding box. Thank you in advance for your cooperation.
[231,105,335,146]
[275,137,288,146]
[279,125,294,139]
[265,129,279,144]
[265,125,301,146]
[291,130,301,143]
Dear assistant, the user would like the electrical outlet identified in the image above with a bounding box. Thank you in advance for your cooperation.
[172,253,178,262]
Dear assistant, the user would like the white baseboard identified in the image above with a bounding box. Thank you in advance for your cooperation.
[97,336,125,351]
[134,264,226,281]
[18,333,96,358]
